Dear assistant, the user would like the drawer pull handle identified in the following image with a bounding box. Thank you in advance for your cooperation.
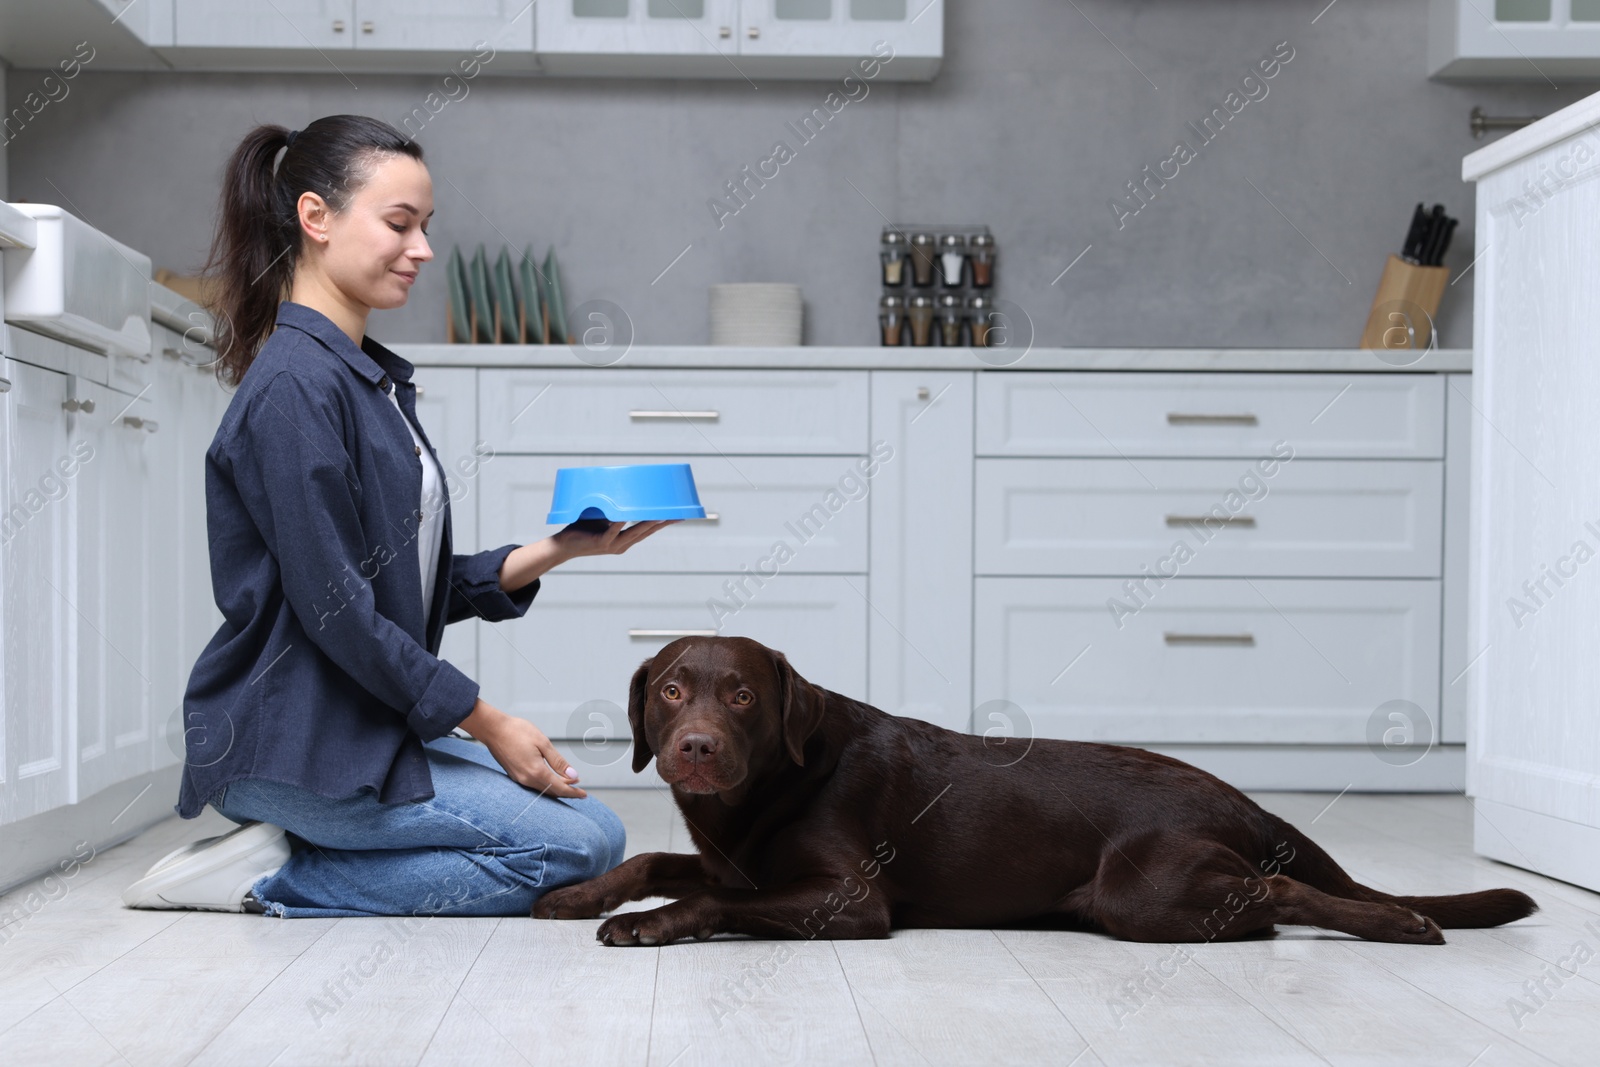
[1164,632,1256,646]
[0,375,10,393]
[628,628,719,639]
[121,415,159,433]
[629,409,720,421]
[1167,413,1259,426]
[1166,515,1255,528]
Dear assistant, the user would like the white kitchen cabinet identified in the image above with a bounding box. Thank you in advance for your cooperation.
[535,0,741,72]
[479,453,870,574]
[738,0,935,61]
[70,376,157,801]
[1430,0,1600,80]
[353,0,533,52]
[535,0,939,78]
[476,572,866,740]
[973,458,1445,580]
[478,368,868,455]
[146,338,186,773]
[0,358,75,823]
[405,353,1474,791]
[976,372,1446,460]
[166,0,533,70]
[174,0,355,50]
[1463,90,1600,891]
[974,577,1442,747]
[412,367,481,679]
[866,369,972,732]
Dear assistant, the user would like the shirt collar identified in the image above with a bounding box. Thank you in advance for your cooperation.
[275,300,415,389]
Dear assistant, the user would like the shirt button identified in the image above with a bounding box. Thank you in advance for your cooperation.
[414,444,421,456]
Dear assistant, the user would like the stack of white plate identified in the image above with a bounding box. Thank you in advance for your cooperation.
[709,283,803,346]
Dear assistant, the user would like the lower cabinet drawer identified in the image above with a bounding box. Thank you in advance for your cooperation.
[975,457,1443,578]
[479,454,871,573]
[478,369,869,455]
[973,577,1441,745]
[477,574,867,740]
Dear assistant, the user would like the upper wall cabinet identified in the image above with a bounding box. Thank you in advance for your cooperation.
[1430,0,1600,79]
[7,0,937,79]
[159,0,537,71]
[535,0,942,79]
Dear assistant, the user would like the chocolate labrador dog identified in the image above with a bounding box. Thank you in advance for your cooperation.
[532,636,1536,946]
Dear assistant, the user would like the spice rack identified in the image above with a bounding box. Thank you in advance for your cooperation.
[878,224,998,347]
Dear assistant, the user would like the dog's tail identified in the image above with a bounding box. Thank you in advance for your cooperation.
[1256,812,1538,929]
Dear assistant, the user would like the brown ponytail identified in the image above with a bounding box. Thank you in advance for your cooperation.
[201,114,425,388]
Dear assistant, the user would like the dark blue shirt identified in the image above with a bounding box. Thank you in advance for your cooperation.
[176,301,538,818]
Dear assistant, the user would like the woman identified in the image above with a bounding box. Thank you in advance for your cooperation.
[122,115,672,918]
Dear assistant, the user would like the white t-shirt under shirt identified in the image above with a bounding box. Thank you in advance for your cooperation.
[385,386,446,625]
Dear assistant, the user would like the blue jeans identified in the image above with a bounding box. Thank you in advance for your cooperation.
[210,735,626,918]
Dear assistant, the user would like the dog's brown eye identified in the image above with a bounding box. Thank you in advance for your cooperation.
[663,684,680,700]
[733,690,752,705]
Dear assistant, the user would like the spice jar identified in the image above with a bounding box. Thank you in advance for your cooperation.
[939,234,967,288]
[909,233,937,288]
[967,294,994,347]
[879,294,907,346]
[937,293,965,346]
[908,294,935,346]
[969,233,996,288]
[880,229,908,288]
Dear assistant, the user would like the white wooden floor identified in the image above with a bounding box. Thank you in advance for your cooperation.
[2,790,1598,1067]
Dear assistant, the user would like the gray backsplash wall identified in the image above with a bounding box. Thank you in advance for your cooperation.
[5,0,1593,349]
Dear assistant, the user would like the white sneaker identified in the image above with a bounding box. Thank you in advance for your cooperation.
[121,821,290,912]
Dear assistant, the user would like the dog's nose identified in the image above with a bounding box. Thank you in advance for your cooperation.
[678,733,718,763]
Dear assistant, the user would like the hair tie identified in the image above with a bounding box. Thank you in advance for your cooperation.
[285,128,300,149]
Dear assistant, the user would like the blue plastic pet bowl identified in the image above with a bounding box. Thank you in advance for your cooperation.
[546,463,706,524]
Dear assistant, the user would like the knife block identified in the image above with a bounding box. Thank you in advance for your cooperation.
[1359,254,1449,352]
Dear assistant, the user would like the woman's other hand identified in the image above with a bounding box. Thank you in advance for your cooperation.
[552,518,679,560]
[458,699,588,799]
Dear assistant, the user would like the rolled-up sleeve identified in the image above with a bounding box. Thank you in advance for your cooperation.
[226,371,479,741]
[445,545,540,625]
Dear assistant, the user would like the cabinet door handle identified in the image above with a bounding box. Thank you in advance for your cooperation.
[629,409,719,421]
[122,415,159,433]
[747,25,760,38]
[0,375,10,393]
[628,628,718,639]
[414,384,426,399]
[719,25,732,37]
[1164,632,1256,646]
[362,20,374,33]
[62,397,95,413]
[1166,515,1255,528]
[332,19,345,32]
[1167,413,1258,426]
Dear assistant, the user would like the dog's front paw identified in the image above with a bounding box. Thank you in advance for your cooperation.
[531,882,614,920]
[596,904,714,947]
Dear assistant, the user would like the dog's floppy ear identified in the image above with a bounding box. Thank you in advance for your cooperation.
[627,659,654,774]
[771,649,825,767]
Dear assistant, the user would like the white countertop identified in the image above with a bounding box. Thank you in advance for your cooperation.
[390,344,1471,373]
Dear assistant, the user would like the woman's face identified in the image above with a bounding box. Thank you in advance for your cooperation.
[299,152,434,311]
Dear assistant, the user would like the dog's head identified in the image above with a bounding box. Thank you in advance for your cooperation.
[627,635,826,795]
